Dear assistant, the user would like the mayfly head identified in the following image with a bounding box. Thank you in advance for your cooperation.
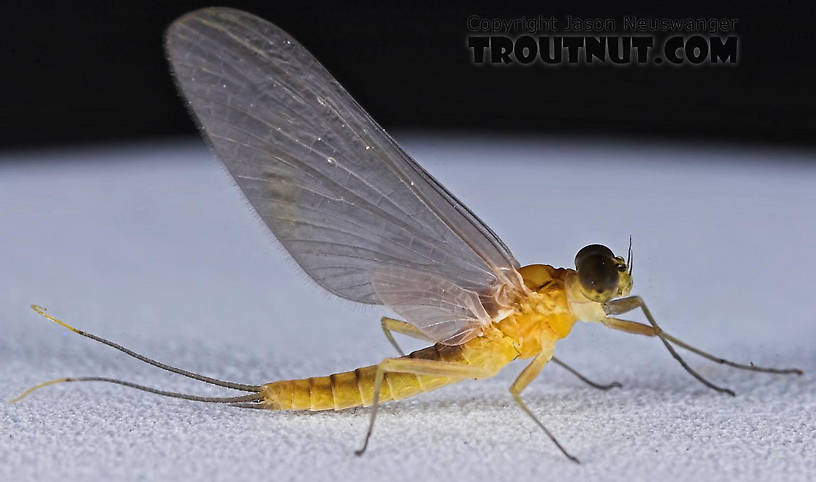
[574,244,632,303]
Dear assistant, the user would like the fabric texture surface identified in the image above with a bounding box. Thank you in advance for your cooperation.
[1,136,814,481]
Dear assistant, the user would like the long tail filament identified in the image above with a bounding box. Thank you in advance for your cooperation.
[9,305,265,406]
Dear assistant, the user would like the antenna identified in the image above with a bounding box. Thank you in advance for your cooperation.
[627,235,634,275]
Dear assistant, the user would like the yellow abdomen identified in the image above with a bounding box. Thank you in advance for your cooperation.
[260,331,519,411]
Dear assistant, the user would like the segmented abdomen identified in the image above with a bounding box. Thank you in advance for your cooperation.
[260,344,466,411]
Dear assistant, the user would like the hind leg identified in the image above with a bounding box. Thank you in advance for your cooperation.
[355,356,493,456]
[379,317,432,356]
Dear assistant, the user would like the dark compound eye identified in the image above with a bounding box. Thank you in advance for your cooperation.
[575,244,620,301]
[575,244,614,266]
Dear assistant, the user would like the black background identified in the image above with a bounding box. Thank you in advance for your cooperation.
[2,1,814,149]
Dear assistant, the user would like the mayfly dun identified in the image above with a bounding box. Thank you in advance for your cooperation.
[11,8,802,463]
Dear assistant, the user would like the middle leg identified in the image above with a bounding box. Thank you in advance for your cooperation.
[509,344,580,464]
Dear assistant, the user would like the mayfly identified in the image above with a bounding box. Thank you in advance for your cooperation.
[12,8,802,463]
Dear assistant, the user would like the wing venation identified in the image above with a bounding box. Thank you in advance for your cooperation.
[165,8,525,344]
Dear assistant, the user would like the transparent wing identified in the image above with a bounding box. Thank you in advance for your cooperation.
[165,8,525,344]
[371,267,494,345]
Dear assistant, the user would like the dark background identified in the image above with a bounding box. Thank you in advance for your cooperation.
[2,1,814,149]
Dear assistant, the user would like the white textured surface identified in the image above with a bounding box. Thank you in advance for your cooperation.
[1,136,814,481]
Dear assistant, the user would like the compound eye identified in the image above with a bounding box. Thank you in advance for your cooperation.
[575,244,619,302]
[575,244,614,264]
